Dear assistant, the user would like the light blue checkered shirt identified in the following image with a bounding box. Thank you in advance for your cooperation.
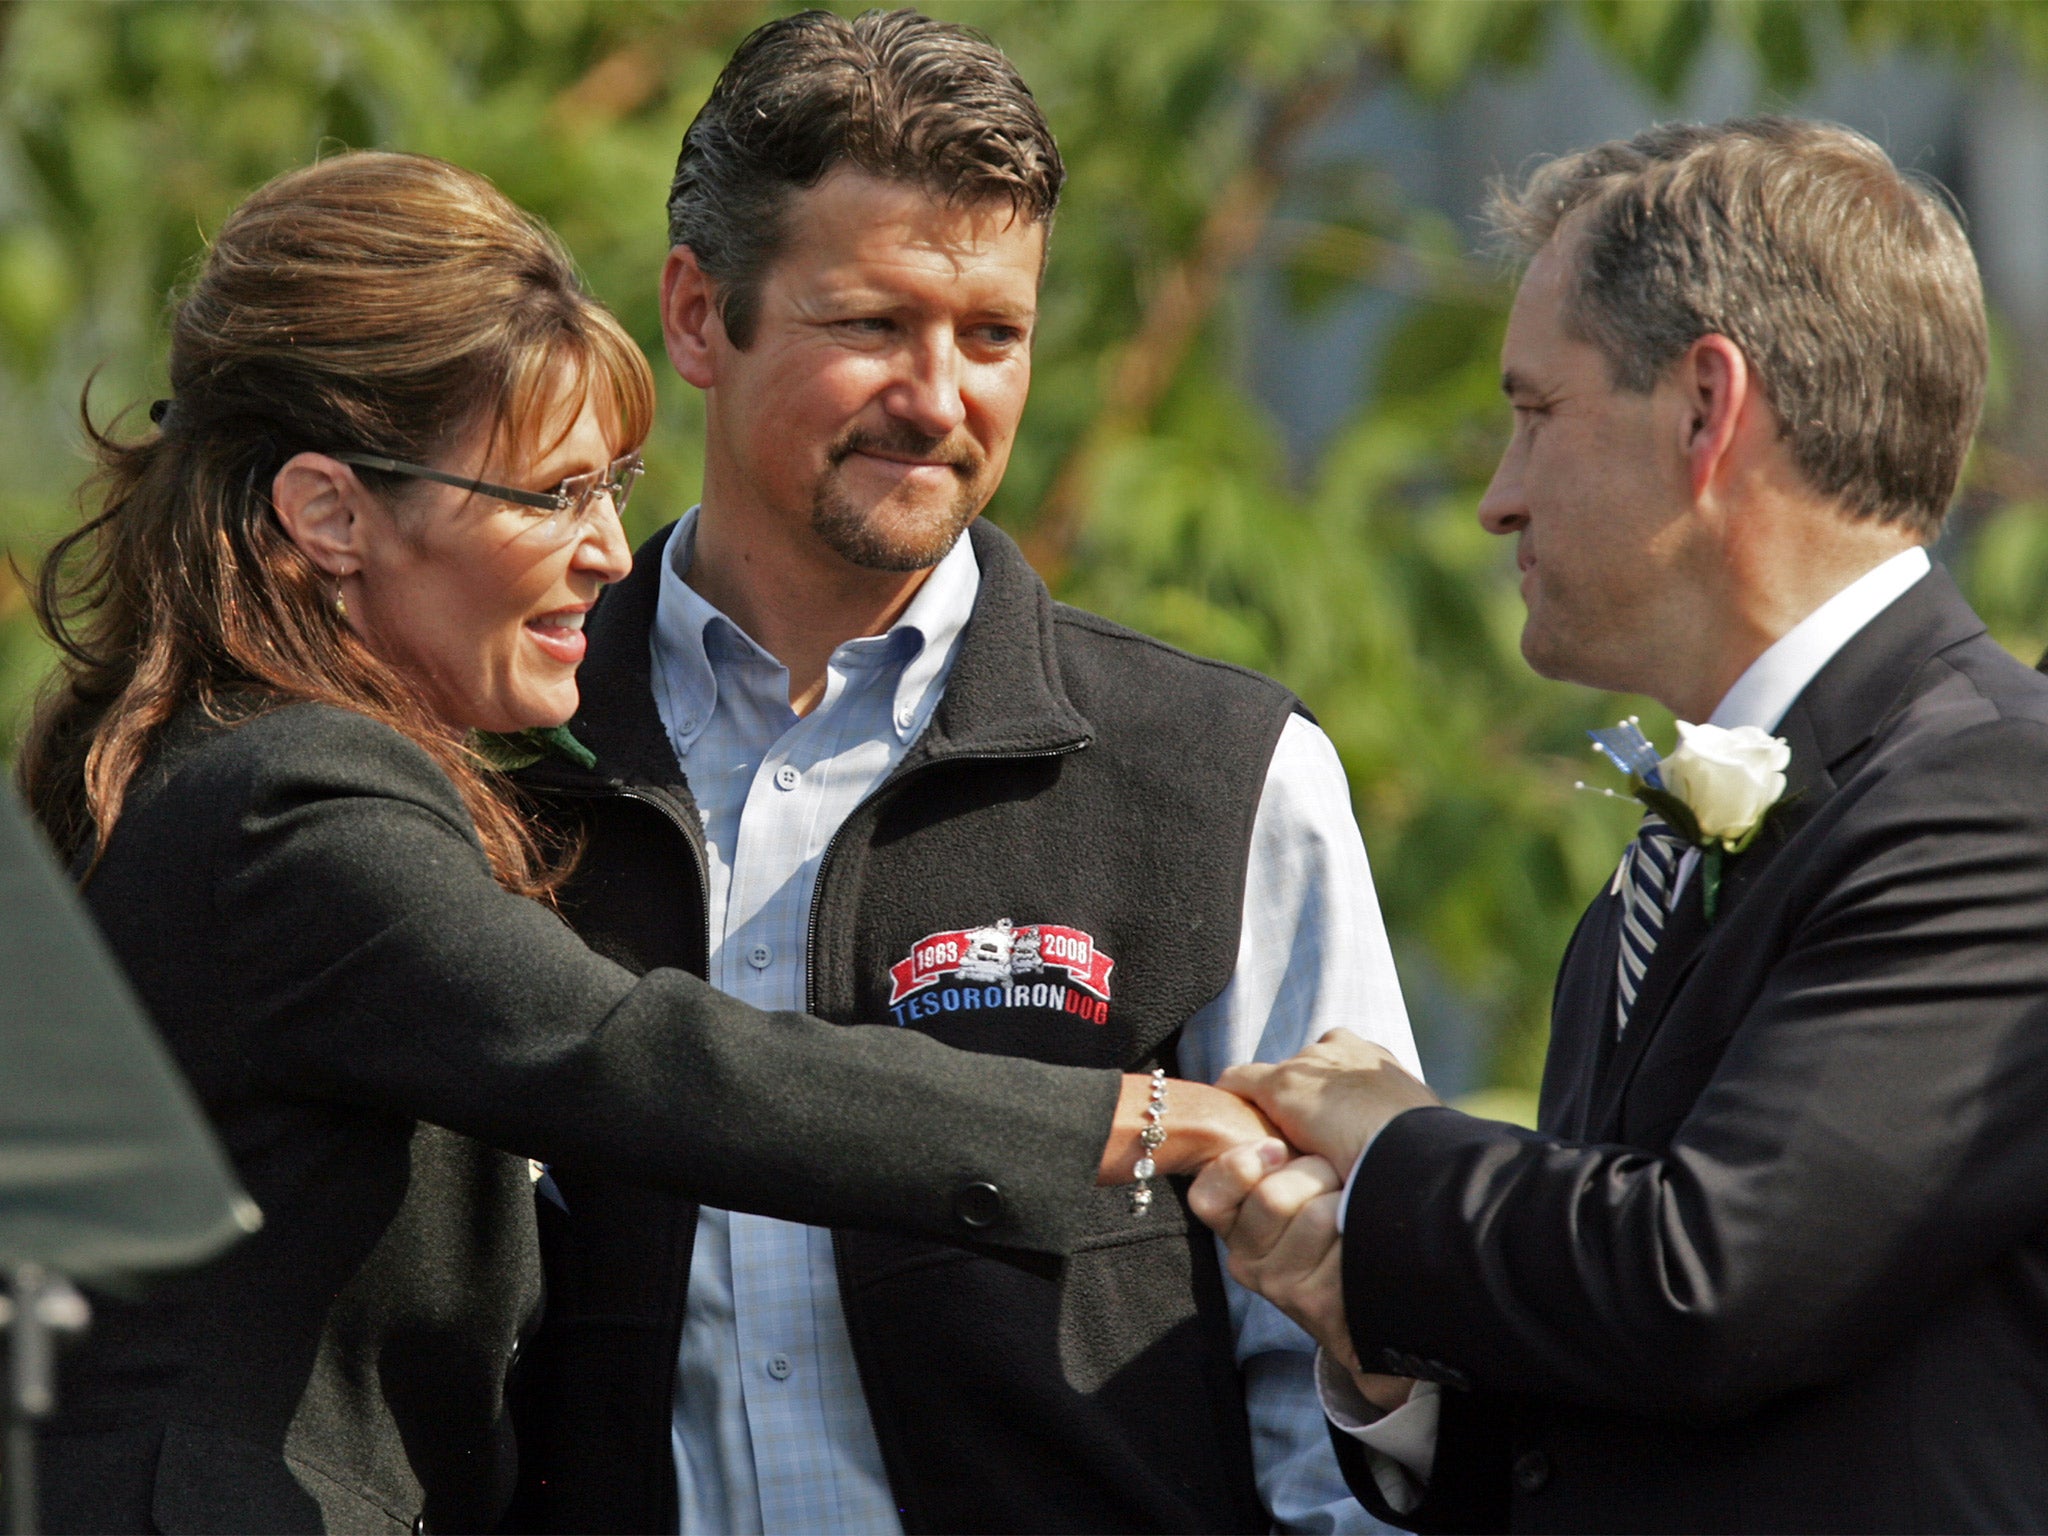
[649,511,1415,1535]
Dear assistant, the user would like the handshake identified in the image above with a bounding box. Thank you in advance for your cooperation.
[1108,1031,1440,1414]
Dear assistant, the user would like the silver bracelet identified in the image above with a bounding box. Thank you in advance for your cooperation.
[1130,1067,1167,1216]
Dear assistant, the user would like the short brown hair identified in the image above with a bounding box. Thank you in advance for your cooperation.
[21,151,654,892]
[1487,116,1986,537]
[668,7,1064,347]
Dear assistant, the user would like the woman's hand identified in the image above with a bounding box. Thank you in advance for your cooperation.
[1096,1075,1283,1184]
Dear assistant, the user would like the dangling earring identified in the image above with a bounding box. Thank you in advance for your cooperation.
[333,583,349,622]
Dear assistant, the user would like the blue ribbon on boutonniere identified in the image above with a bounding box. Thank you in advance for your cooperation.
[1582,717,1791,921]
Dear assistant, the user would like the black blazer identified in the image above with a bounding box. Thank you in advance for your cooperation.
[38,703,1118,1535]
[1336,568,2048,1533]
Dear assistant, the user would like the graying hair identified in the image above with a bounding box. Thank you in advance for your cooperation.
[1486,116,1986,537]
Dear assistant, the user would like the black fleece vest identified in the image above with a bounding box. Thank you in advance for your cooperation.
[514,521,1298,1534]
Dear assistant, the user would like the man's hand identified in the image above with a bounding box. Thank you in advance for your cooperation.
[1218,1029,1440,1180]
[1191,1144,1352,1359]
[1190,1143,1417,1415]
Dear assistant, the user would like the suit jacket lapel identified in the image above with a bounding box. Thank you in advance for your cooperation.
[1581,565,1985,1136]
[1588,702,1836,1134]
[1798,564,1984,768]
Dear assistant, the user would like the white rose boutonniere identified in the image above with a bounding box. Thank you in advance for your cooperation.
[1584,717,1792,919]
[1660,723,1790,847]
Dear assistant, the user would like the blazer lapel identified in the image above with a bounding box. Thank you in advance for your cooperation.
[1798,564,1985,769]
[1583,564,1986,1136]
[1587,701,1835,1134]
[1588,860,1705,1132]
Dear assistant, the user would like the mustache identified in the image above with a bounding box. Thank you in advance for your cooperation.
[827,426,981,481]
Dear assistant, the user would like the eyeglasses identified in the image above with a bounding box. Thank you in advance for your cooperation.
[332,450,644,542]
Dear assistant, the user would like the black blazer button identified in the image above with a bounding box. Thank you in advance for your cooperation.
[411,1517,429,1535]
[953,1181,1005,1229]
[1512,1450,1551,1494]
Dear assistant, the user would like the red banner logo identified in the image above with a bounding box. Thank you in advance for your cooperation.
[888,919,1115,1007]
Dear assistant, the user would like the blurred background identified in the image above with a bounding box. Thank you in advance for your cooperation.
[3,0,2046,1121]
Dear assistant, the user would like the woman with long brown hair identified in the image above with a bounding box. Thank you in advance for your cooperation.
[17,151,1267,1534]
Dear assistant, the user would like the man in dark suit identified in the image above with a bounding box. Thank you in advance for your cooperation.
[1190,117,2048,1533]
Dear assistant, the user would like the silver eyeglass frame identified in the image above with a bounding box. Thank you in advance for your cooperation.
[332,450,644,525]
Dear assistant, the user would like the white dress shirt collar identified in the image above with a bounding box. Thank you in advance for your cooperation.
[1706,546,1931,733]
[651,507,981,754]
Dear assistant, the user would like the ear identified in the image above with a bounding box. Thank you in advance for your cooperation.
[271,453,369,579]
[1677,333,1754,503]
[661,245,727,390]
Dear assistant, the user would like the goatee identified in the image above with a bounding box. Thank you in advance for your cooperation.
[810,425,986,572]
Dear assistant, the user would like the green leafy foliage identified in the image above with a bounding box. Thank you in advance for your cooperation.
[0,0,2038,1103]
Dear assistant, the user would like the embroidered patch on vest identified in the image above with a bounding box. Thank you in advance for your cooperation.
[887,918,1114,1026]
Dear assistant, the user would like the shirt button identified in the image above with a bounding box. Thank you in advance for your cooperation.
[747,944,772,969]
[773,763,801,791]
[766,1354,793,1380]
[896,710,915,731]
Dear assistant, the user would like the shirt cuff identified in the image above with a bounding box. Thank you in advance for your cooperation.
[1316,1349,1441,1515]
[1334,1122,1383,1234]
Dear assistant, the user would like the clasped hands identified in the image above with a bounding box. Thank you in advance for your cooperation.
[1105,1031,1439,1415]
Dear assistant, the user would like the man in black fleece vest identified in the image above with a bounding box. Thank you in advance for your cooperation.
[510,11,1419,1533]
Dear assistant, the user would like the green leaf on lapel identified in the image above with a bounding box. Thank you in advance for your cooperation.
[1627,779,1702,844]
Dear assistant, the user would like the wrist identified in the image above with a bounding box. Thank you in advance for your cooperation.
[1331,1126,1373,1185]
[1156,1080,1277,1173]
[1098,1072,1159,1183]
[1351,1366,1417,1416]
[1096,1076,1277,1184]
[1128,1068,1168,1216]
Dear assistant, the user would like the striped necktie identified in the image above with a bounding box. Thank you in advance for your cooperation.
[1614,813,1689,1037]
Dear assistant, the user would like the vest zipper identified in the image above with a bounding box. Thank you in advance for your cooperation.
[807,740,1085,1536]
[539,778,713,973]
[617,783,713,964]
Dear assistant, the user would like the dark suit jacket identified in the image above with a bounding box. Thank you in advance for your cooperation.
[39,702,1118,1534]
[1335,568,2048,1533]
